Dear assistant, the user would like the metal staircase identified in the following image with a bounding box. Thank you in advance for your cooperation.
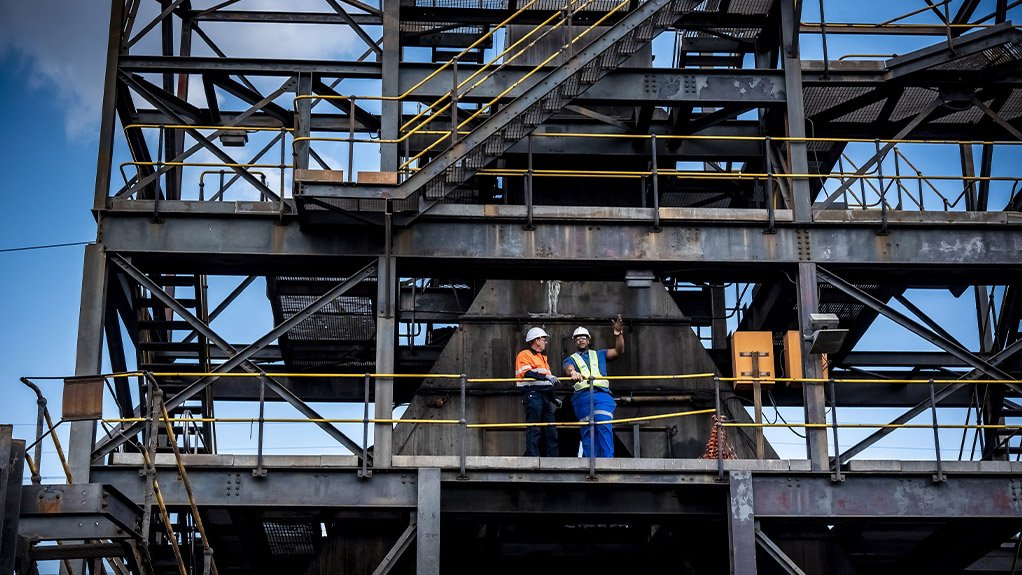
[300,0,698,218]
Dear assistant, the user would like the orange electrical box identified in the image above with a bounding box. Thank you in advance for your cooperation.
[782,330,828,385]
[731,331,774,387]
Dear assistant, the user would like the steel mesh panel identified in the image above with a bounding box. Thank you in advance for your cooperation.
[996,89,1022,120]
[930,41,1022,72]
[400,21,487,35]
[262,522,316,557]
[278,295,376,341]
[834,97,887,123]
[932,100,988,124]
[889,87,939,123]
[803,86,872,117]
[682,27,760,39]
[726,0,772,15]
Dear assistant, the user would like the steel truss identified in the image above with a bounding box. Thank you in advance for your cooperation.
[6,0,1022,573]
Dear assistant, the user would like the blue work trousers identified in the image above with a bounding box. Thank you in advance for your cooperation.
[572,388,616,458]
[522,389,559,456]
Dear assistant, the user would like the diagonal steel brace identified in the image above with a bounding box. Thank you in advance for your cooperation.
[95,255,378,462]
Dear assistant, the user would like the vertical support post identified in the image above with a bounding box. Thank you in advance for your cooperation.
[828,378,844,482]
[295,74,313,173]
[728,471,757,575]
[416,468,441,575]
[765,137,776,234]
[360,374,372,479]
[876,139,889,235]
[68,245,107,485]
[525,135,535,230]
[714,376,725,482]
[458,374,468,479]
[94,0,126,211]
[779,0,813,222]
[450,58,459,147]
[651,133,661,231]
[381,0,401,171]
[349,97,357,182]
[254,375,267,477]
[710,285,728,350]
[632,423,641,457]
[930,379,947,483]
[587,376,596,480]
[797,263,829,469]
[375,254,397,468]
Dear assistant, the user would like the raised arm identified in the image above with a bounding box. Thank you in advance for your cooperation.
[606,314,625,361]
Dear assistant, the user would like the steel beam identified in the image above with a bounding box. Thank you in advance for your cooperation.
[753,475,1022,518]
[376,255,397,468]
[18,484,141,541]
[98,209,1022,269]
[416,468,440,575]
[89,468,417,508]
[728,471,757,575]
[798,263,829,469]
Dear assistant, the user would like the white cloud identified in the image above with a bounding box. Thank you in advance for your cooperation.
[0,1,109,140]
[0,1,374,142]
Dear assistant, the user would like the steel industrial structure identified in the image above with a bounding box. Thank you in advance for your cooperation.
[4,0,1022,573]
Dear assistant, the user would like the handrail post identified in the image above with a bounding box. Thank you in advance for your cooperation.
[929,379,947,483]
[360,374,372,479]
[893,146,904,210]
[765,136,776,234]
[254,374,267,478]
[32,392,45,484]
[279,126,286,218]
[525,134,535,230]
[651,134,661,232]
[714,376,725,483]
[587,375,596,480]
[450,57,459,147]
[348,97,356,183]
[828,378,844,482]
[458,374,468,479]
[876,139,889,235]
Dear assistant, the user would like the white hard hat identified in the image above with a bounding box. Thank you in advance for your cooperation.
[572,326,591,338]
[525,327,549,342]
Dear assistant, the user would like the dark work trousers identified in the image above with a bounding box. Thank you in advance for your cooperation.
[522,388,559,456]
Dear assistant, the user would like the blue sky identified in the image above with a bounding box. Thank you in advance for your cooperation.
[0,1,1018,472]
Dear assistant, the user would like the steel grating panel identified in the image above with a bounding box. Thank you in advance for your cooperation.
[682,28,760,39]
[803,86,872,117]
[997,89,1022,120]
[834,97,887,124]
[889,87,939,123]
[932,100,989,124]
[929,42,1022,72]
[262,521,317,557]
[726,0,772,15]
[278,295,376,341]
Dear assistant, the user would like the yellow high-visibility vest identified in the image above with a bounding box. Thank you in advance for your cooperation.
[570,350,610,392]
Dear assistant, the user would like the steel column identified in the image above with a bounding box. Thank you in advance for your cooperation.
[375,254,397,468]
[69,245,107,483]
[380,0,401,171]
[797,263,829,468]
[416,468,440,575]
[728,471,757,575]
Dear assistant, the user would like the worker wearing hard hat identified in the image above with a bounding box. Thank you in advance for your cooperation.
[563,315,625,458]
[515,327,561,457]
